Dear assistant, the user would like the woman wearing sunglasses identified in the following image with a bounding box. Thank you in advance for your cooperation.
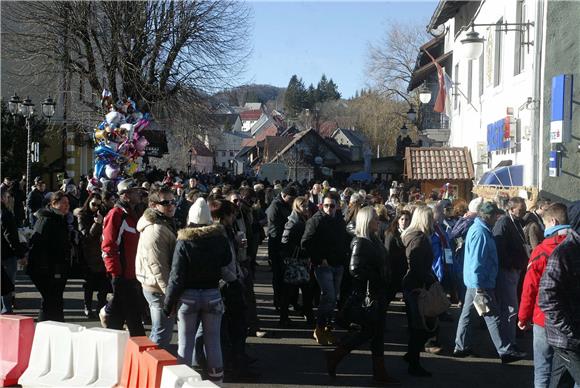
[75,193,110,318]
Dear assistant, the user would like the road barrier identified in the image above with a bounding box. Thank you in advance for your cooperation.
[0,315,35,387]
[118,336,158,388]
[139,349,177,388]
[159,365,203,388]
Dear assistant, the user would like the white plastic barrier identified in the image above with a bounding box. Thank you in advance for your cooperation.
[18,321,84,388]
[160,365,202,388]
[19,322,129,388]
[182,380,219,388]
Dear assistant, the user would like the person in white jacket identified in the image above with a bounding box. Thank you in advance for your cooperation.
[135,186,178,348]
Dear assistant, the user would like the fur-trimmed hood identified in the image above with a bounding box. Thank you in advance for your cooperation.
[177,223,225,241]
[137,208,177,234]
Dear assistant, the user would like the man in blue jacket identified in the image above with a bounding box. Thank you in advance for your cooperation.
[453,202,526,363]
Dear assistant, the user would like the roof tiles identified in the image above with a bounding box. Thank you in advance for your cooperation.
[405,147,474,181]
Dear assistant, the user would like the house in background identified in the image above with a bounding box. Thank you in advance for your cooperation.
[189,140,214,173]
[240,109,265,132]
[330,128,370,161]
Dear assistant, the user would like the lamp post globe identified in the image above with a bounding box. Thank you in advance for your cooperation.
[41,95,56,119]
[419,84,432,104]
[461,28,484,60]
[20,96,34,117]
[406,107,417,122]
[400,124,408,136]
[8,93,22,115]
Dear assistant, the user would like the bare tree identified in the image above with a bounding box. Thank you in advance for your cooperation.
[3,1,252,113]
[365,22,428,105]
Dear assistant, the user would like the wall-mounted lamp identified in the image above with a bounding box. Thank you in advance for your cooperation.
[461,20,535,60]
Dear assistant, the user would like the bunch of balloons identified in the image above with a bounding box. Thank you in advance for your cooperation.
[93,89,150,183]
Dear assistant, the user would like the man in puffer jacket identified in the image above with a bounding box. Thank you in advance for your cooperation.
[518,203,570,388]
[539,201,580,387]
[136,187,177,348]
[101,179,145,336]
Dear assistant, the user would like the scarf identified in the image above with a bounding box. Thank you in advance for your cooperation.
[544,224,570,238]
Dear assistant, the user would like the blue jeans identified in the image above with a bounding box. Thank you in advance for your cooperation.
[143,290,174,349]
[314,265,343,326]
[496,268,521,346]
[1,256,18,314]
[454,287,513,356]
[178,288,224,382]
[533,324,554,388]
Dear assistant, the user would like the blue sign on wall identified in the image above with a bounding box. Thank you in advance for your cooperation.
[487,118,510,152]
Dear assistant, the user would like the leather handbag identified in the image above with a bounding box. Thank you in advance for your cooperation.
[337,281,379,328]
[417,281,450,318]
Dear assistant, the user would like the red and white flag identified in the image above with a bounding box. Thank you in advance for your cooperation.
[423,49,447,114]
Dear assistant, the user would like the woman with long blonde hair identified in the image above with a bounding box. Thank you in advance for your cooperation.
[326,206,400,385]
[401,206,437,377]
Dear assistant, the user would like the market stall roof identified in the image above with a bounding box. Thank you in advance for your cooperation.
[478,165,524,186]
[405,146,474,181]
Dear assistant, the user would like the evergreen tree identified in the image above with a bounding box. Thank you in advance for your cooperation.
[284,75,306,117]
[326,78,341,100]
[304,84,317,110]
[316,74,329,102]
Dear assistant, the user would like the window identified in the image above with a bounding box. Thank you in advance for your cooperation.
[230,151,234,157]
[514,0,526,75]
[222,151,226,157]
[494,18,503,87]
[454,63,459,110]
[479,52,484,96]
[467,60,473,104]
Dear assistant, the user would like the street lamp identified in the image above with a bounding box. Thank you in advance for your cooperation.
[7,93,56,223]
[418,83,432,104]
[400,123,408,136]
[406,107,417,122]
[461,27,485,61]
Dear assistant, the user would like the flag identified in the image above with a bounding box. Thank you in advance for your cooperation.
[423,49,446,114]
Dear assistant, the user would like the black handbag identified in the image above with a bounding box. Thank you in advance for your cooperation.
[337,281,378,328]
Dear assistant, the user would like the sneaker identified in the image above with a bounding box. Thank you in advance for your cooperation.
[452,349,473,358]
[98,305,109,328]
[501,351,527,364]
[424,345,443,355]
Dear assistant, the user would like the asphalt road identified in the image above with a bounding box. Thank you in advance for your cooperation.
[12,244,534,388]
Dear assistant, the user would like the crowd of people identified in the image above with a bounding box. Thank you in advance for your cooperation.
[1,170,579,386]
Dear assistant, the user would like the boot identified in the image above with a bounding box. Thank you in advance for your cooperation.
[372,357,401,386]
[324,326,336,345]
[326,346,350,378]
[313,325,328,345]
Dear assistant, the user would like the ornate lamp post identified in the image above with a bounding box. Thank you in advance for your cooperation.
[7,93,56,204]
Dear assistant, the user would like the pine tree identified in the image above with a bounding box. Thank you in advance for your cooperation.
[305,84,317,110]
[316,74,329,102]
[327,79,341,100]
[284,75,306,117]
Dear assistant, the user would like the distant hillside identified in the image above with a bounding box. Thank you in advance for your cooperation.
[213,84,285,107]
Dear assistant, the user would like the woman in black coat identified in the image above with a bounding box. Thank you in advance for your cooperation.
[75,193,110,318]
[326,206,400,385]
[279,196,313,326]
[27,191,71,322]
[401,205,437,377]
[384,210,412,302]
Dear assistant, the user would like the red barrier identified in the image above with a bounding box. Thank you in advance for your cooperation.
[139,349,177,388]
[118,337,157,388]
[0,315,35,387]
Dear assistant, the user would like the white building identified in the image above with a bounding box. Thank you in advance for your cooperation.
[423,0,580,202]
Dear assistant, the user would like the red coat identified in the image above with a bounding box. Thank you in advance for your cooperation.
[101,203,139,280]
[518,231,569,327]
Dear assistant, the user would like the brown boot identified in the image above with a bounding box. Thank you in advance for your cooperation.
[313,325,328,345]
[372,356,401,386]
[326,346,350,378]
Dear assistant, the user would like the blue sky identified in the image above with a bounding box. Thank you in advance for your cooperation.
[243,1,437,99]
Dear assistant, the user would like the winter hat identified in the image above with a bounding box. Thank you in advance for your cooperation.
[468,197,483,213]
[188,197,212,226]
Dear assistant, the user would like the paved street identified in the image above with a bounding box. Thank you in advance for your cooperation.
[13,243,534,388]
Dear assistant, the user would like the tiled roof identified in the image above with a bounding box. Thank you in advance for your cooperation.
[264,136,294,162]
[240,110,263,121]
[405,147,474,181]
[318,121,339,138]
[240,125,279,147]
[190,140,213,157]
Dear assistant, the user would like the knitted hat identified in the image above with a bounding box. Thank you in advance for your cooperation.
[188,197,212,226]
[468,197,483,213]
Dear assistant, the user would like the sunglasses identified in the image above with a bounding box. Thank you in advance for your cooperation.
[156,199,177,206]
[323,203,336,209]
